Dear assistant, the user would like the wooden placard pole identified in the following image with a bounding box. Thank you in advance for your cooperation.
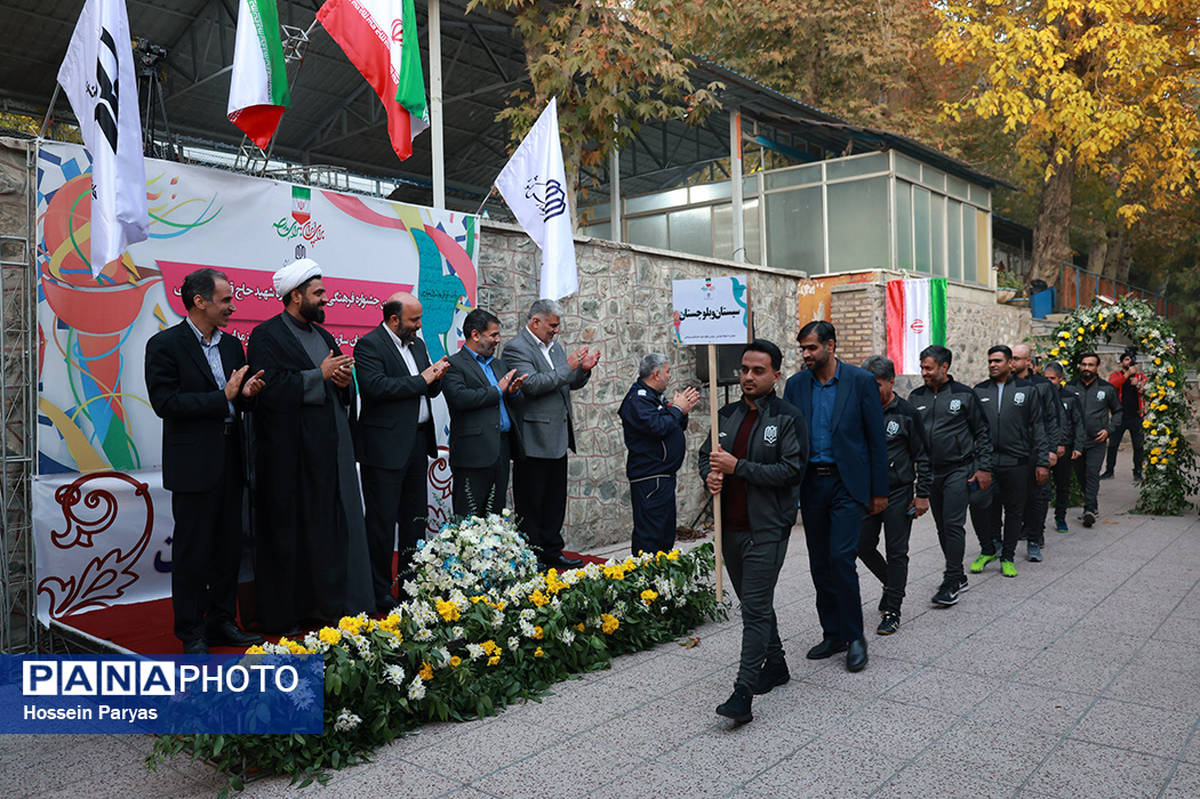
[708,343,723,603]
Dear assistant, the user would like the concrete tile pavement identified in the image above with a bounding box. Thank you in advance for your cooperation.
[4,451,1199,798]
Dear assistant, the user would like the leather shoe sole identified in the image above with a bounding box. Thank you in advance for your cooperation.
[806,639,848,660]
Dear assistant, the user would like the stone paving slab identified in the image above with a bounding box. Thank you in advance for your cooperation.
[3,451,1198,798]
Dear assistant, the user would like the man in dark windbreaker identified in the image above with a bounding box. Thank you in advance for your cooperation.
[1066,352,1122,528]
[618,353,700,555]
[908,345,993,608]
[1012,343,1061,563]
[969,345,1050,578]
[858,356,930,636]
[1042,361,1086,533]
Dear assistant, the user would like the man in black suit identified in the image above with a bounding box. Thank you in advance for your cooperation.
[354,292,449,610]
[145,268,266,654]
[443,309,526,517]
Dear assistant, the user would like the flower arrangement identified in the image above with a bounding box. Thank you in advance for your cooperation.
[1040,295,1197,515]
[148,512,721,790]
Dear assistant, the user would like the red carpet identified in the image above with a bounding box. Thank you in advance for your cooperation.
[56,550,607,655]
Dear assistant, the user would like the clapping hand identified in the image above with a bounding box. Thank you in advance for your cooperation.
[240,369,266,398]
[498,368,527,395]
[422,356,450,384]
[581,348,601,371]
[567,346,588,370]
[321,350,354,387]
[507,373,527,395]
[671,386,700,413]
[224,365,249,401]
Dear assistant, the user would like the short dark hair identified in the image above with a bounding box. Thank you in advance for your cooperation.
[797,320,836,345]
[743,338,782,371]
[1042,361,1064,377]
[988,345,1013,359]
[282,275,320,305]
[1079,351,1101,365]
[920,344,952,367]
[382,298,404,321]
[180,268,227,310]
[861,355,895,381]
[1121,348,1137,363]
[463,308,500,338]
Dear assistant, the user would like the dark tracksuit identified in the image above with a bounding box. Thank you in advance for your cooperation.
[1021,373,1062,546]
[699,393,808,689]
[1106,371,1145,477]
[1053,387,1086,523]
[1065,377,1122,515]
[619,379,689,555]
[857,395,931,616]
[970,377,1049,561]
[908,379,994,590]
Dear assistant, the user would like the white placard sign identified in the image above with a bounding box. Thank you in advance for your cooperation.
[671,276,750,345]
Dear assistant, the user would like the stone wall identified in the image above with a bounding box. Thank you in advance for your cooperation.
[478,223,803,551]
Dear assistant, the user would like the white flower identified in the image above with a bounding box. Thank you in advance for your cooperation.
[408,676,426,700]
[451,626,465,640]
[384,664,406,688]
[434,646,451,666]
[414,628,433,642]
[467,643,485,659]
[507,636,520,652]
[334,708,362,732]
[559,629,575,645]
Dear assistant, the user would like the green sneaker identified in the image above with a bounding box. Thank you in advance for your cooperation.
[969,553,998,573]
[1001,560,1018,578]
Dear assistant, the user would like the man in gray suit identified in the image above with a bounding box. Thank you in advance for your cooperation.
[502,298,600,569]
[444,309,526,517]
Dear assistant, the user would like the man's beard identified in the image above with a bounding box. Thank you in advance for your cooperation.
[299,298,325,324]
[399,326,418,345]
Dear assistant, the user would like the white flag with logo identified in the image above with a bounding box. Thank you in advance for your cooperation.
[494,97,577,299]
[56,0,149,277]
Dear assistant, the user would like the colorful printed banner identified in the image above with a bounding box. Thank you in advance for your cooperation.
[34,140,478,624]
[886,277,947,375]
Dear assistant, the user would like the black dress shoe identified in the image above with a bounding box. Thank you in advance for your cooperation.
[181,638,209,655]
[541,552,583,570]
[715,684,753,723]
[754,657,790,695]
[806,638,848,660]
[846,638,868,672]
[206,621,266,648]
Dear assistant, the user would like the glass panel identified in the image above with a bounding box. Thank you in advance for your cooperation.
[712,203,733,260]
[625,187,688,214]
[826,152,888,181]
[962,204,977,284]
[627,214,668,250]
[765,163,821,190]
[667,207,713,257]
[922,166,945,191]
[689,181,731,203]
[914,186,932,274]
[766,186,823,271]
[975,209,990,284]
[969,184,990,208]
[894,152,921,181]
[744,199,762,264]
[828,176,889,271]
[895,180,913,271]
[582,222,611,240]
[744,175,758,197]
[947,199,962,281]
[947,175,969,199]
[931,194,946,276]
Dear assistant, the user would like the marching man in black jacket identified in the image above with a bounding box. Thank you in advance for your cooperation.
[618,353,699,555]
[969,345,1050,578]
[858,356,931,635]
[1012,344,1062,562]
[700,339,808,724]
[908,345,993,607]
[1042,361,1086,532]
[1066,351,1123,528]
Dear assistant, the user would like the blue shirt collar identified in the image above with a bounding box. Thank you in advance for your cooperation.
[185,317,221,347]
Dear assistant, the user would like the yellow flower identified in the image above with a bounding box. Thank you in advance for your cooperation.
[1059,331,1071,339]
[338,616,364,635]
[419,661,434,681]
[481,639,501,656]
[601,614,619,634]
[1151,429,1158,436]
[534,647,545,658]
[1161,458,1169,466]
[533,626,544,640]
[574,623,585,632]
[1077,326,1085,334]
[666,550,680,561]
[378,612,402,633]
[487,655,501,667]
[1169,365,1175,373]
[1168,380,1176,388]
[1158,404,1168,412]
[450,656,462,668]
[529,590,550,607]
[1156,357,1162,365]
[1118,313,1124,320]
[1151,448,1162,456]
[245,645,266,655]
[640,589,659,605]
[435,599,461,622]
[1050,348,1060,357]
[1150,456,1159,465]
[318,627,342,646]
[470,595,485,604]
[1143,420,1152,429]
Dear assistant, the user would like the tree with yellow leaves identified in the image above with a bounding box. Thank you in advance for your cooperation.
[933,0,1200,286]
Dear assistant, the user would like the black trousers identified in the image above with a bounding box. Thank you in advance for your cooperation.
[1023,465,1052,545]
[970,464,1030,561]
[512,455,568,558]
[800,471,866,643]
[630,475,677,556]
[857,485,913,615]
[1052,457,1074,521]
[1106,416,1145,476]
[361,432,429,607]
[929,464,972,588]
[170,431,243,644]
[724,526,789,688]
[1073,445,1105,514]
[452,434,511,518]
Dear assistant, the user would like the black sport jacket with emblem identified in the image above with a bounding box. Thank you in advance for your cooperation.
[973,376,1050,469]
[1065,376,1123,450]
[882,395,932,497]
[908,379,994,474]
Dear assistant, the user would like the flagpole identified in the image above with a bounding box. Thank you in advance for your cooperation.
[474,185,495,216]
[38,86,61,139]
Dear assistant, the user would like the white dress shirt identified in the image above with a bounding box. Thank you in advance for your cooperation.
[384,323,430,424]
[526,324,556,370]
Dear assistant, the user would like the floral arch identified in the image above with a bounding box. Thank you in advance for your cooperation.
[1042,296,1197,516]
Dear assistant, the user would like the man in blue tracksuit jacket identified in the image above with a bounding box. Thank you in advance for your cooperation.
[618,353,699,555]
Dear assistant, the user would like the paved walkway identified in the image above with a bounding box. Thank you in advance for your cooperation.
[4,453,1199,798]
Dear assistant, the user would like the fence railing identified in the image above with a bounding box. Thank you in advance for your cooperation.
[1054,263,1177,318]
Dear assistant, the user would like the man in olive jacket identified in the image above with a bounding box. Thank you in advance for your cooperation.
[700,339,809,724]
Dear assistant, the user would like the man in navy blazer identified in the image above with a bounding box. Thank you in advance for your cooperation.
[783,321,888,673]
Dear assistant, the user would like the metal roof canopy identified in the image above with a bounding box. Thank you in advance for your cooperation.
[0,0,1009,214]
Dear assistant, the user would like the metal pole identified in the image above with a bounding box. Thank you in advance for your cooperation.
[429,0,445,209]
[609,148,621,242]
[38,86,61,140]
[729,107,745,263]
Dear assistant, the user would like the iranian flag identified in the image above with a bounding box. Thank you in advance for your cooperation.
[886,278,947,375]
[317,0,429,161]
[227,0,291,149]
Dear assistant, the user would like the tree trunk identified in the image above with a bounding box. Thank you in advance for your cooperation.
[1030,152,1075,287]
[1102,228,1126,280]
[1086,220,1107,275]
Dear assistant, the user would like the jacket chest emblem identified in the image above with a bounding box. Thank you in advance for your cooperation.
[886,420,900,437]
[1014,391,1026,406]
[1096,390,1106,400]
[948,398,962,414]
[763,424,778,446]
